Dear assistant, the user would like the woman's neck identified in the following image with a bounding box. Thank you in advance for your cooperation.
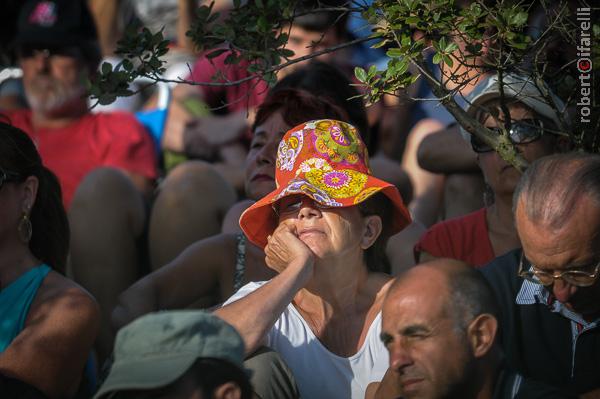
[0,243,40,288]
[295,254,372,317]
[486,194,521,255]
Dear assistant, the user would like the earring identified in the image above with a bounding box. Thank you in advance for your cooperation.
[18,212,33,243]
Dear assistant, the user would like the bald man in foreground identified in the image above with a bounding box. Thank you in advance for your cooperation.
[366,259,573,399]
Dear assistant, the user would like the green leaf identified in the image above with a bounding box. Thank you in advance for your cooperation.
[438,37,447,52]
[443,55,453,68]
[206,48,228,59]
[355,67,367,83]
[280,48,295,58]
[101,62,113,75]
[405,16,419,25]
[368,64,378,78]
[386,48,404,58]
[257,15,269,32]
[372,39,388,49]
[510,11,528,27]
[445,42,458,53]
[432,53,442,64]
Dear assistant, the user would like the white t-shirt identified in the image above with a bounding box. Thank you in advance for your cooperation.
[224,281,389,399]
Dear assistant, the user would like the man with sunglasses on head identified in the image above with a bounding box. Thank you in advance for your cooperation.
[414,73,571,267]
[481,153,600,398]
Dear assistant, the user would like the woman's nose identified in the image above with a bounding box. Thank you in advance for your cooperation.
[297,201,321,219]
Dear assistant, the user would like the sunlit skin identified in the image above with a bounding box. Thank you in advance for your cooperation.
[516,195,600,317]
[244,111,289,200]
[477,105,556,198]
[276,196,370,262]
[380,269,472,399]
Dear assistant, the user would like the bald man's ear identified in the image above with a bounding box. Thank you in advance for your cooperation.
[213,381,242,399]
[361,215,383,250]
[467,314,498,358]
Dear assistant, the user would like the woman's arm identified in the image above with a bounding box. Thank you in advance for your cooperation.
[112,234,237,330]
[214,223,314,355]
[0,278,100,398]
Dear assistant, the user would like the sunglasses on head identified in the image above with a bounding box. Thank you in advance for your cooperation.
[470,119,545,153]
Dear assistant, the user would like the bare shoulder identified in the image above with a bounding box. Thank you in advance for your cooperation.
[27,271,100,331]
[0,271,100,397]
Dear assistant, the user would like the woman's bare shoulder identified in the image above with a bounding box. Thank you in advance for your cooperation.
[2,271,100,398]
[28,271,100,328]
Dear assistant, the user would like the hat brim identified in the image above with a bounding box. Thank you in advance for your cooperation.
[240,173,411,249]
[93,353,198,399]
[459,74,566,141]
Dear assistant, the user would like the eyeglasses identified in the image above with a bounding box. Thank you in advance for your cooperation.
[518,253,600,287]
[0,168,22,190]
[272,195,334,217]
[471,119,545,153]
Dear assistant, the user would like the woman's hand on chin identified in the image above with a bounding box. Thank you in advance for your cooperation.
[265,222,315,275]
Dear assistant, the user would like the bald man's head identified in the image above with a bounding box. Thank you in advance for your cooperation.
[386,259,499,331]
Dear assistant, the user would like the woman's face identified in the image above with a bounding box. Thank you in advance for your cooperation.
[245,111,290,200]
[477,105,556,198]
[276,195,369,260]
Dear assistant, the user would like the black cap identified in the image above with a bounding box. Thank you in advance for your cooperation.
[14,0,101,66]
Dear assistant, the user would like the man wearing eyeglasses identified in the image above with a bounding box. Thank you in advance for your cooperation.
[481,152,600,398]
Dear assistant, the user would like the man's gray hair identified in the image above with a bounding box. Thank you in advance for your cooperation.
[447,268,499,332]
[513,153,600,228]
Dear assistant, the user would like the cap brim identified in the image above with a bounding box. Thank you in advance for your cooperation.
[240,174,411,249]
[93,353,198,399]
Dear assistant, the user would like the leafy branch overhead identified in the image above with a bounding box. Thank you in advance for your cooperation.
[90,0,599,163]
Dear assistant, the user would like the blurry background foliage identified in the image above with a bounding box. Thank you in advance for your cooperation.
[90,0,600,165]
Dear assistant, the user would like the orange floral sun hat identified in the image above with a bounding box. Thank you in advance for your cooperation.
[239,119,412,248]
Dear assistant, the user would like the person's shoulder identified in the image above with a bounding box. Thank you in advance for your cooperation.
[366,273,394,310]
[30,271,100,331]
[480,248,522,280]
[2,108,32,128]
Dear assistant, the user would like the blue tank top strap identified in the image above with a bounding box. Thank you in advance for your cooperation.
[0,264,51,353]
[233,233,247,293]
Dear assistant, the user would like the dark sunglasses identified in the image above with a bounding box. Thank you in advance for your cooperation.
[0,169,23,190]
[471,119,545,153]
[18,44,83,60]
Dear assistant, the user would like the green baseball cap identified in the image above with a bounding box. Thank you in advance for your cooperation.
[94,311,245,398]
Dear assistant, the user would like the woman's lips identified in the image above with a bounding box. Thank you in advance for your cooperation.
[251,174,274,182]
[298,228,323,238]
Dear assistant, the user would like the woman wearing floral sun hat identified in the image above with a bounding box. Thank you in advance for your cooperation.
[215,119,411,399]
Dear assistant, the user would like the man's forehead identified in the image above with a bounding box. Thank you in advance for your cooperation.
[384,275,449,323]
[516,198,600,268]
